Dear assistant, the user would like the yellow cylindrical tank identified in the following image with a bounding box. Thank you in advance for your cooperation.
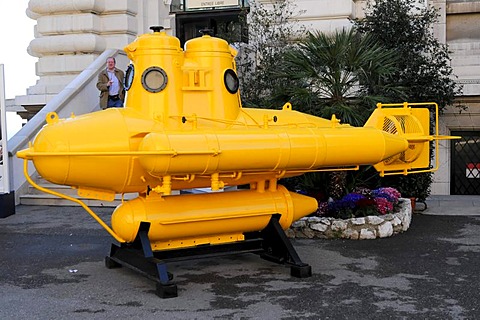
[138,127,408,175]
[29,109,131,190]
[182,34,241,124]
[22,109,160,193]
[111,185,317,249]
[124,27,184,126]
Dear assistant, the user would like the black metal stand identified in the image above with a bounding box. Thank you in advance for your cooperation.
[257,214,312,278]
[105,222,177,298]
[105,214,312,298]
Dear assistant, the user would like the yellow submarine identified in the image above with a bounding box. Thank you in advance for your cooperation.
[17,26,453,297]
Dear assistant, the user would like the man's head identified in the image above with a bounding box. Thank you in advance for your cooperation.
[106,57,116,71]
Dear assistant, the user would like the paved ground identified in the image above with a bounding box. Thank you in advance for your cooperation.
[0,196,479,319]
[423,195,480,216]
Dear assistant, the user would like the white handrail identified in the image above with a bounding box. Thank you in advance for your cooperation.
[0,64,10,194]
[6,49,129,202]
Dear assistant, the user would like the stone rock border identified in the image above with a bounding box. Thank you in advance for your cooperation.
[286,198,412,240]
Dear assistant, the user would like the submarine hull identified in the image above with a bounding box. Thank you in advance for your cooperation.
[22,108,408,194]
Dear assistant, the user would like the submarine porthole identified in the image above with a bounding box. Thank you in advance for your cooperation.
[142,67,168,93]
[224,69,239,94]
[124,64,134,91]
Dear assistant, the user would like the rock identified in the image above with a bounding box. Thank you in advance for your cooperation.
[402,213,412,231]
[292,220,306,228]
[301,228,316,239]
[391,216,402,227]
[310,223,328,232]
[318,218,332,226]
[306,216,323,223]
[351,217,366,225]
[359,228,376,240]
[366,216,384,225]
[331,220,347,231]
[377,221,393,238]
[342,228,359,240]
[285,228,296,238]
[383,213,394,221]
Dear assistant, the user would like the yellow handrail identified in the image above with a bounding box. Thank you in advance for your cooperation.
[376,102,460,176]
[22,159,126,243]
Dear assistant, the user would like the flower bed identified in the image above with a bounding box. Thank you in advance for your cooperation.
[286,198,412,240]
[316,187,402,219]
[287,186,412,240]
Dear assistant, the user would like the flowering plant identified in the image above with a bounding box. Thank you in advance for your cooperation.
[314,187,401,219]
[372,187,401,204]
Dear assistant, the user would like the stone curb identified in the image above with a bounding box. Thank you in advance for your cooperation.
[286,198,412,240]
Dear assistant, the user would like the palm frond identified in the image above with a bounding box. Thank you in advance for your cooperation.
[275,28,402,125]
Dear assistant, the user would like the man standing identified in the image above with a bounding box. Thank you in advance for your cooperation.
[96,57,125,109]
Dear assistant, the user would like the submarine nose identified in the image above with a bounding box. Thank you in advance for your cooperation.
[381,131,409,160]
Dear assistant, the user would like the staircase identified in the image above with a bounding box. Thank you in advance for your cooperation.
[7,49,128,204]
[19,174,138,207]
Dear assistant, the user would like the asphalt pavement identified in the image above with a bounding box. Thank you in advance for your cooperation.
[0,195,479,319]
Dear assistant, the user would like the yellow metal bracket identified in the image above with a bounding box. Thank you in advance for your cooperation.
[151,175,172,195]
[77,186,115,201]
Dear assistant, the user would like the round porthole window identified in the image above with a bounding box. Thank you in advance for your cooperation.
[141,67,168,93]
[224,69,239,94]
[124,64,134,91]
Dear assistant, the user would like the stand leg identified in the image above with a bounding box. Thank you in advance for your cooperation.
[260,215,312,278]
[106,222,177,298]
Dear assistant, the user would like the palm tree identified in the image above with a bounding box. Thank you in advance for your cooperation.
[275,28,404,198]
[275,28,404,126]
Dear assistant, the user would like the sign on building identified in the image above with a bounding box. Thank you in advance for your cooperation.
[186,0,239,9]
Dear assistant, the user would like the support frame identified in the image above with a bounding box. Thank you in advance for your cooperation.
[106,214,312,298]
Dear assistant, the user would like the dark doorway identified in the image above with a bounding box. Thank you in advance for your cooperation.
[175,10,247,46]
[450,131,480,195]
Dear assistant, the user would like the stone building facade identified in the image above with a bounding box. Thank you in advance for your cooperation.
[13,0,480,195]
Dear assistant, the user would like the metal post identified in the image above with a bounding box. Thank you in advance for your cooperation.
[0,64,15,218]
